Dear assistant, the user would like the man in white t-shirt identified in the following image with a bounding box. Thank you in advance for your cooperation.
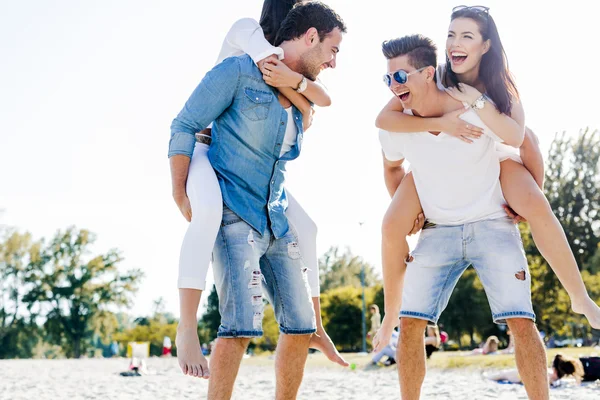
[377,34,548,399]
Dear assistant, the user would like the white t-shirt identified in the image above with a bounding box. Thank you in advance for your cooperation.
[216,18,284,65]
[379,107,507,226]
[280,107,298,156]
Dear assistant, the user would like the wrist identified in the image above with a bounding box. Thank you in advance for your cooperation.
[292,72,303,89]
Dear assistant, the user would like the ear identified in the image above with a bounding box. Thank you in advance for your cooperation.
[304,27,319,46]
[482,39,491,55]
[425,65,436,82]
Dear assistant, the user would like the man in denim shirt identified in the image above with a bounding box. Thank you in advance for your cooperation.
[169,2,345,398]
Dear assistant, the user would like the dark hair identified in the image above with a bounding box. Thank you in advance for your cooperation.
[259,0,302,45]
[274,1,347,47]
[553,354,585,380]
[381,34,437,82]
[445,8,519,115]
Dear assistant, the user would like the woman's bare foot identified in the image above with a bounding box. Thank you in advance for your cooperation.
[176,323,210,379]
[571,296,600,329]
[309,328,349,367]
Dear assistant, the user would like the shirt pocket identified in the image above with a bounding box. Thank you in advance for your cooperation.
[241,87,273,121]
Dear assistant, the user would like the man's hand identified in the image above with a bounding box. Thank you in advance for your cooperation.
[408,213,425,235]
[372,315,399,352]
[503,204,526,224]
[174,191,192,222]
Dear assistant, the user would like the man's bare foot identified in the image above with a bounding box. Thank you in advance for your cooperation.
[309,328,349,367]
[571,296,600,329]
[176,323,210,379]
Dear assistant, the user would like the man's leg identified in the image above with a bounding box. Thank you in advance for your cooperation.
[397,224,467,398]
[207,338,251,400]
[275,333,312,400]
[507,318,549,400]
[260,226,317,400]
[468,218,548,400]
[210,206,268,399]
[398,318,428,399]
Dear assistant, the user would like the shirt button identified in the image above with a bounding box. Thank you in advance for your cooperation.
[281,122,285,125]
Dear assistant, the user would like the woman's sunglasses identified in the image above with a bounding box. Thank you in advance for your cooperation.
[452,5,490,15]
[383,67,426,87]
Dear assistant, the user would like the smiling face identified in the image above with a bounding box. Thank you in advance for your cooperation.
[386,55,431,110]
[298,27,342,80]
[446,17,490,75]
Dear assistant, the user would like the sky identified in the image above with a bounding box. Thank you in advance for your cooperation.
[1,0,599,318]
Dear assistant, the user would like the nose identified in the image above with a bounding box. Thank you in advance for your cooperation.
[390,79,403,92]
[328,57,336,69]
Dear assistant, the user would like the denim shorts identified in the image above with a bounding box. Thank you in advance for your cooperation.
[212,206,316,338]
[400,217,535,324]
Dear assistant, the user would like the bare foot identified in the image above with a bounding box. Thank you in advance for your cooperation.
[309,328,349,367]
[176,324,210,379]
[571,296,600,329]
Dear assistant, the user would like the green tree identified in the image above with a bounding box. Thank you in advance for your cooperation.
[523,129,600,337]
[320,286,374,351]
[0,229,40,359]
[319,246,380,292]
[198,285,221,345]
[23,227,144,358]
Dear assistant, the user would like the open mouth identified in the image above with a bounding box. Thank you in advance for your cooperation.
[396,89,410,102]
[451,51,468,65]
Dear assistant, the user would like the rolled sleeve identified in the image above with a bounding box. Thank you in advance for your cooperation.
[168,57,241,158]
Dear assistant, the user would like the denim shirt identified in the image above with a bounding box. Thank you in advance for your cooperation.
[169,55,304,238]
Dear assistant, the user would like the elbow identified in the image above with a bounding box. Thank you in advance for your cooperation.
[504,133,524,148]
[375,112,386,130]
[318,97,332,107]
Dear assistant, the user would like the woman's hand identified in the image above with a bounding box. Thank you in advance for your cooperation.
[445,83,482,105]
[438,108,484,143]
[260,58,303,88]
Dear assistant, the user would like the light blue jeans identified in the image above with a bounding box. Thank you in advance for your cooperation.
[213,206,316,338]
[400,217,535,324]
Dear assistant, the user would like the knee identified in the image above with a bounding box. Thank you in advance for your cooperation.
[506,318,535,338]
[399,318,428,337]
[382,210,413,243]
[518,190,552,220]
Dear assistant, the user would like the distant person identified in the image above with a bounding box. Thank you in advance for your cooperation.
[487,354,600,385]
[471,336,499,355]
[425,325,441,359]
[368,305,382,341]
[372,328,399,365]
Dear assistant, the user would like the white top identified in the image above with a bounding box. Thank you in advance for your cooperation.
[436,64,521,163]
[379,107,507,226]
[280,108,298,156]
[215,17,284,65]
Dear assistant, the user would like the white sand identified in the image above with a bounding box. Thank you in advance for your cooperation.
[0,357,598,399]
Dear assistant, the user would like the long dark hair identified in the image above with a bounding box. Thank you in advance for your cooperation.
[553,354,585,381]
[259,0,302,45]
[445,8,519,115]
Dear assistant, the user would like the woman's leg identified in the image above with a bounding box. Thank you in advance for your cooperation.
[176,143,223,378]
[500,159,600,328]
[286,189,348,366]
[376,173,423,348]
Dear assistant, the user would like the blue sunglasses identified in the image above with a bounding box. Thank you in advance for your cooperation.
[383,67,426,87]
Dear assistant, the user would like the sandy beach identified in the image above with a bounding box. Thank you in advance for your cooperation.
[1,355,598,400]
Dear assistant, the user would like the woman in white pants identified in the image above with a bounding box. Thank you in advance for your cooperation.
[173,0,347,379]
